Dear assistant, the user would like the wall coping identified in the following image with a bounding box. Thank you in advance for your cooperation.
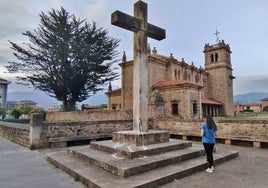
[43,119,133,126]
[0,121,29,130]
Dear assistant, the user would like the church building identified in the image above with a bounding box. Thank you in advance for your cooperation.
[106,40,235,120]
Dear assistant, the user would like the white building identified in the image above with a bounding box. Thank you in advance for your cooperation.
[0,77,11,109]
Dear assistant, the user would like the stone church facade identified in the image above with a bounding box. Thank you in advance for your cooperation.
[106,40,235,120]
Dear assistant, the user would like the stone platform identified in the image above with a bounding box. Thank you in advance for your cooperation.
[46,135,239,187]
[112,130,169,146]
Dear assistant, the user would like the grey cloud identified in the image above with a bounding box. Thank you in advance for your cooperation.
[234,75,268,94]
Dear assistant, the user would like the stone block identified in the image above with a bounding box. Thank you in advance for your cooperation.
[112,130,169,146]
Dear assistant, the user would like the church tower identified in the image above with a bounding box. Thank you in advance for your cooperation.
[204,40,235,116]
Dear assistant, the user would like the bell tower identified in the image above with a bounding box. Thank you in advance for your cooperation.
[204,40,235,116]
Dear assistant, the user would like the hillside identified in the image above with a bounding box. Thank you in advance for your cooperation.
[234,92,268,104]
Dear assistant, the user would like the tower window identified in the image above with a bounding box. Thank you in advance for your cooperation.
[112,104,117,110]
[171,100,179,115]
[193,100,198,114]
[183,71,188,80]
[215,53,218,62]
[211,54,214,62]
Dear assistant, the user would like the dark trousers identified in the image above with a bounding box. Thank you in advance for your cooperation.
[203,143,215,168]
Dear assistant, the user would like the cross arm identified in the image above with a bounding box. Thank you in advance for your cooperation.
[147,23,165,40]
[111,11,166,41]
[111,11,140,33]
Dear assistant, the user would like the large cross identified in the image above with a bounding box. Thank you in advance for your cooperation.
[111,1,166,132]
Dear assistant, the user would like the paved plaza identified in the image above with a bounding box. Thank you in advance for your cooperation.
[0,136,84,188]
[162,143,268,188]
[0,136,268,188]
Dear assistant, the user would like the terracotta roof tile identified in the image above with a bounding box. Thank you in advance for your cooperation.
[202,98,222,105]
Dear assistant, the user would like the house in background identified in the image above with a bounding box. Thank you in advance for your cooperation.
[244,103,262,113]
[0,77,11,110]
[261,98,268,110]
[234,103,245,113]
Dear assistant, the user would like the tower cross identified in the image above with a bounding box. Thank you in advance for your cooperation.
[214,28,220,43]
[111,1,166,132]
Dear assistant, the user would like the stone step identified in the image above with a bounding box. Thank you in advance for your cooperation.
[67,144,205,177]
[46,143,239,188]
[90,139,192,159]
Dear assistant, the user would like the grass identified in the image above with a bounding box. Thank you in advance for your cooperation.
[216,112,268,121]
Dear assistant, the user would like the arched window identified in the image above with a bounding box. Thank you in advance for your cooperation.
[171,100,179,115]
[211,54,214,62]
[112,104,117,110]
[215,53,218,62]
[193,100,198,114]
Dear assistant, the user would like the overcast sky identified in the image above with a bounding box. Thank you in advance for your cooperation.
[0,0,268,95]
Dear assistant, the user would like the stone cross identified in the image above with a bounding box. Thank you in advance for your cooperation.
[111,1,165,132]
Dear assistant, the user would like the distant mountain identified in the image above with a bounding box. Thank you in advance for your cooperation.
[234,92,268,104]
[7,91,107,110]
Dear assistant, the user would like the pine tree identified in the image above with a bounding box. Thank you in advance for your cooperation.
[6,7,120,111]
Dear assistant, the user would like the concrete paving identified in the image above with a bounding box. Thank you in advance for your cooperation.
[161,144,268,188]
[0,136,85,188]
[0,135,268,188]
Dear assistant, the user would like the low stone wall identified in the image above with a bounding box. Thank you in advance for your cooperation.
[216,119,268,142]
[45,110,132,122]
[153,118,268,147]
[30,113,133,149]
[0,112,133,149]
[0,122,30,147]
[45,120,133,148]
[2,113,268,149]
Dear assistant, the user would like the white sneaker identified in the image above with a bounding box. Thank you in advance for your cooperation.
[211,166,214,171]
[206,168,213,173]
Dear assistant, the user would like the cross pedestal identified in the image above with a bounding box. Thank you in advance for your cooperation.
[112,130,169,146]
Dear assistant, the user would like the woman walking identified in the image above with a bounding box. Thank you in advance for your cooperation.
[201,115,218,173]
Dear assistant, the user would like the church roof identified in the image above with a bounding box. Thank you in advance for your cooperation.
[152,79,203,89]
[201,98,222,105]
[149,53,170,62]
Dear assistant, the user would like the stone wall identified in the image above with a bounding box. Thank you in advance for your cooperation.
[0,122,30,147]
[1,112,268,149]
[43,120,133,147]
[216,119,268,142]
[45,110,132,122]
[31,112,133,149]
[153,118,268,147]
[0,112,133,149]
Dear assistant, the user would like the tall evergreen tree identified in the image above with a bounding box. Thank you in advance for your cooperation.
[6,7,120,111]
